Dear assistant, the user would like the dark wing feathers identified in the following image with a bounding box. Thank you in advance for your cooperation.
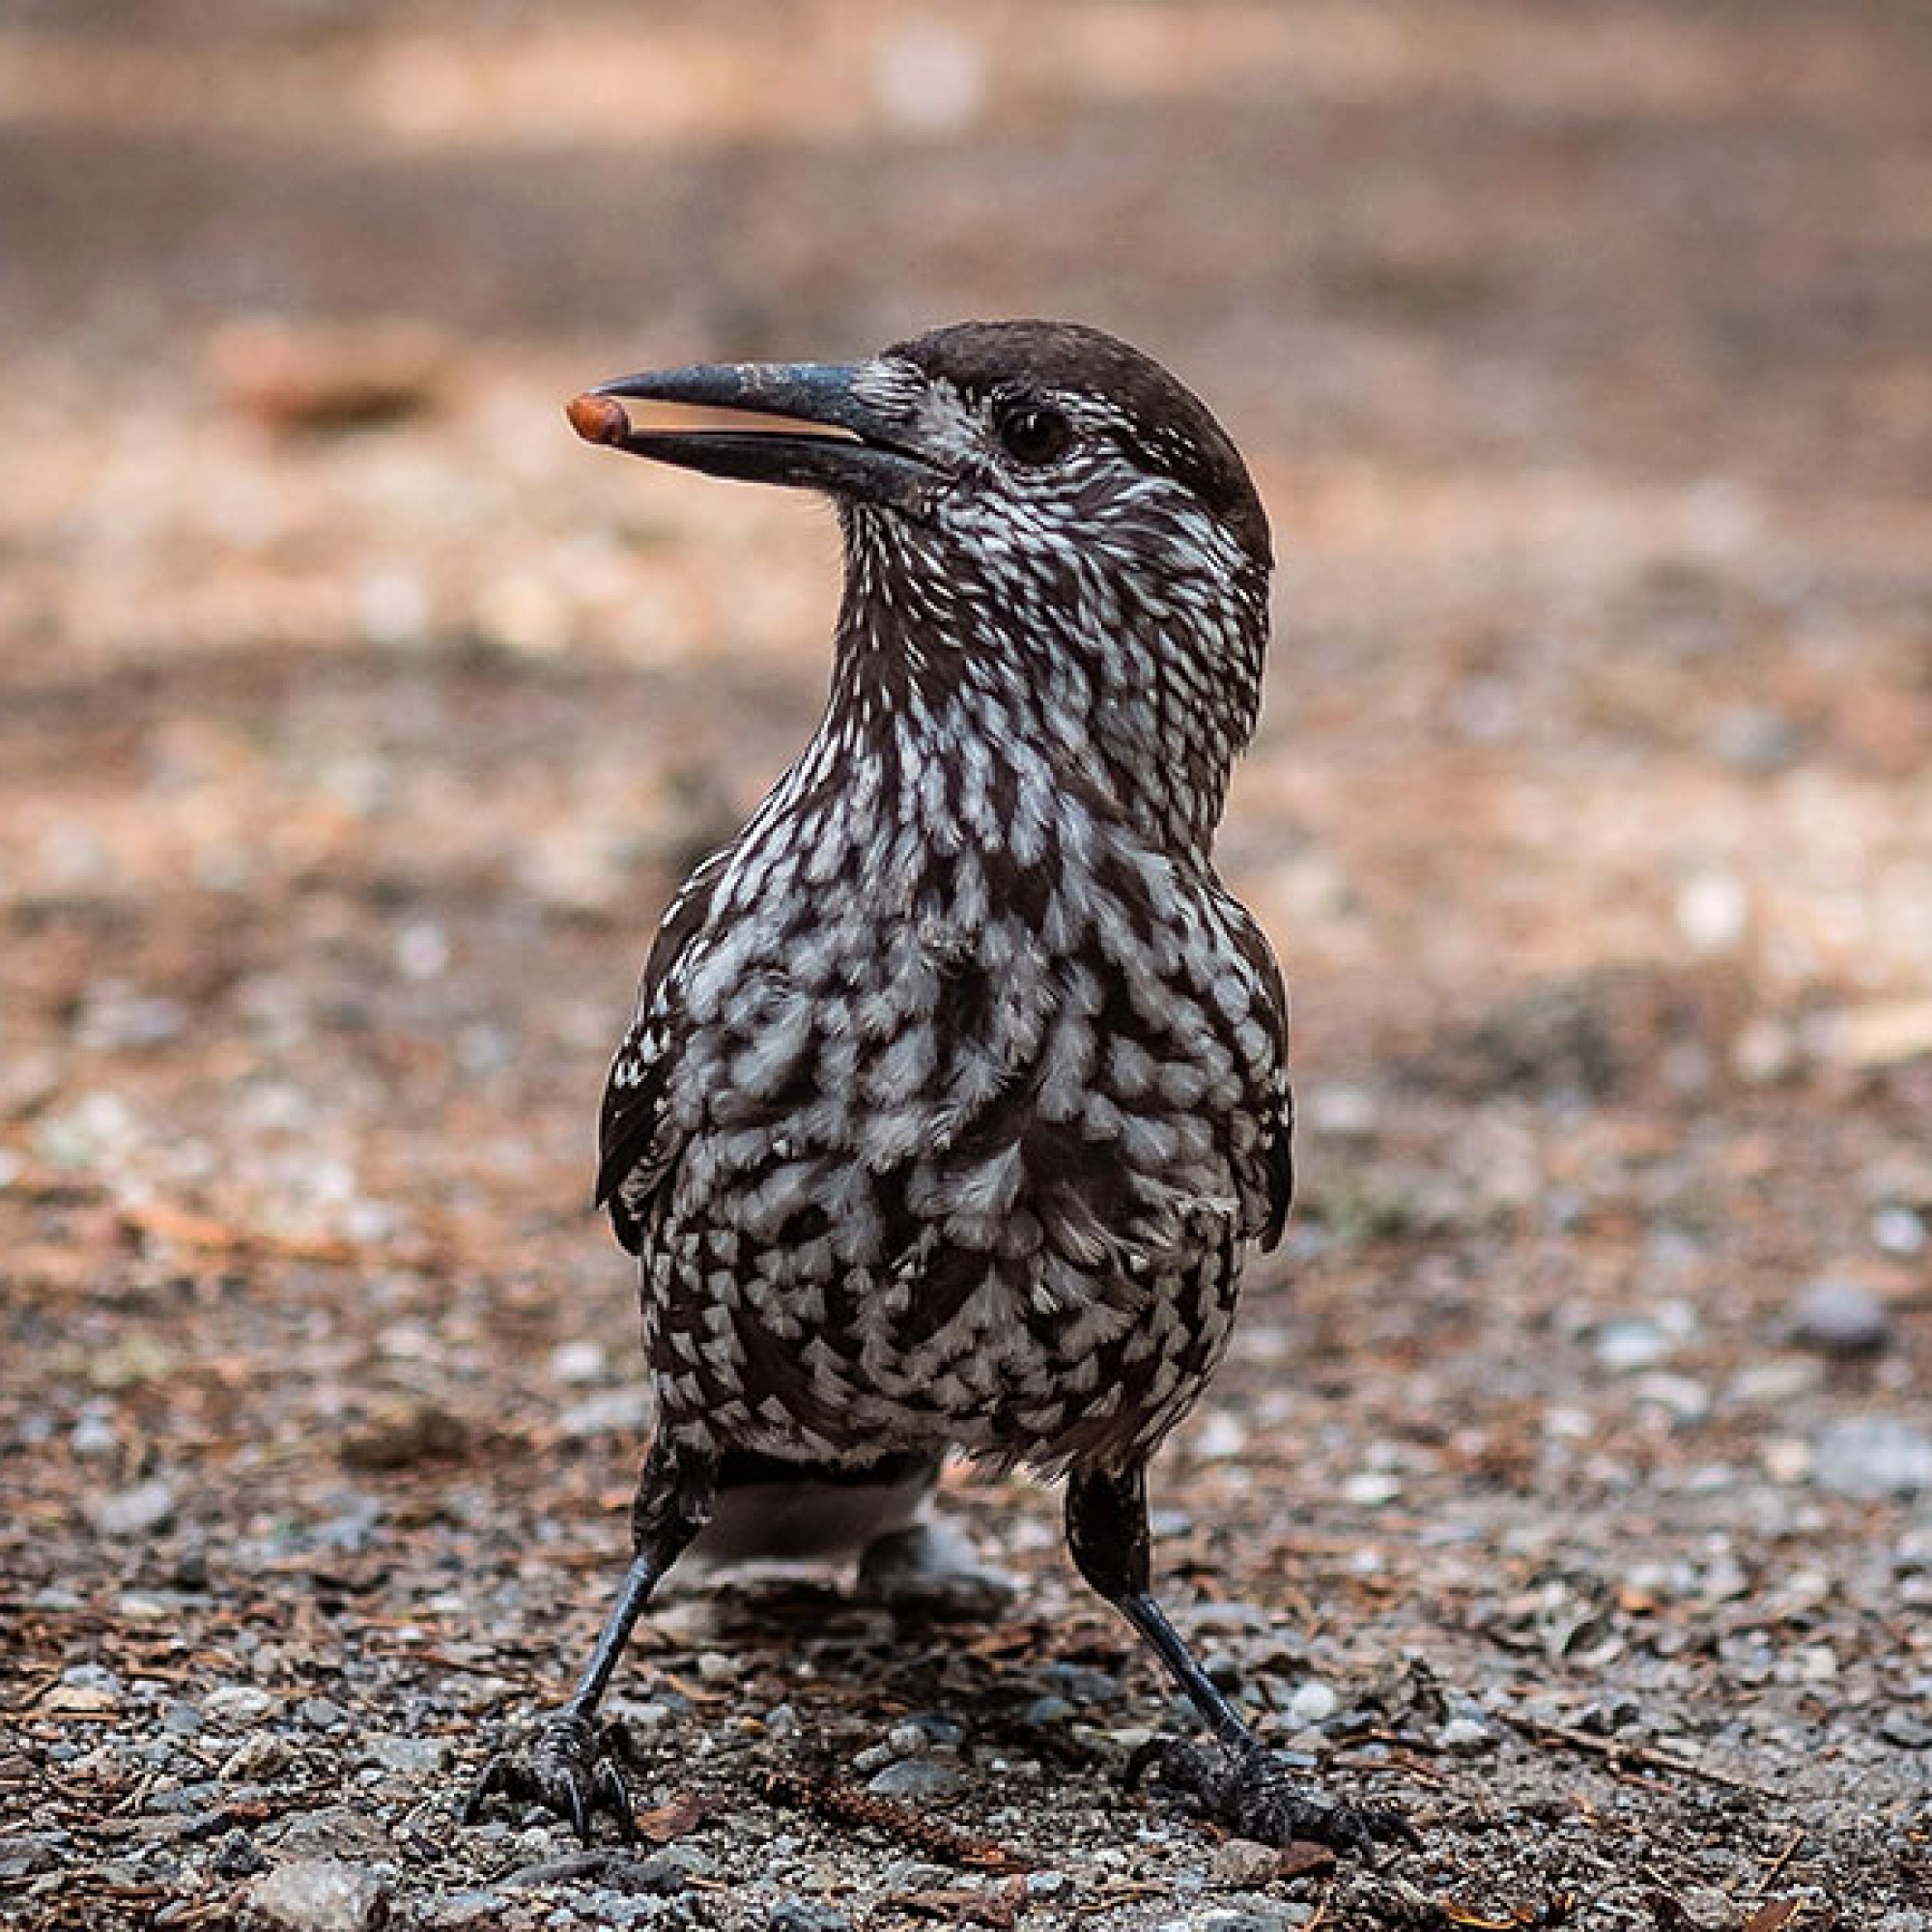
[595,846,732,1252]
[1222,895,1293,1250]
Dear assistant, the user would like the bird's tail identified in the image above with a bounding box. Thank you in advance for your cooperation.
[690,1449,939,1563]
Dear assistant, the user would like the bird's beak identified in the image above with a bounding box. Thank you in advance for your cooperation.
[566,360,932,508]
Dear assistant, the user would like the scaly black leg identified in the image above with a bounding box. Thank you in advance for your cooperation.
[1064,1463,1416,1859]
[466,1433,717,1843]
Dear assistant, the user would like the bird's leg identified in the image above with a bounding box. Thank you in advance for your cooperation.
[466,1433,717,1844]
[1064,1463,1415,1858]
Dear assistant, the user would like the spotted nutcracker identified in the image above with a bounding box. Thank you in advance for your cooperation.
[468,321,1413,1857]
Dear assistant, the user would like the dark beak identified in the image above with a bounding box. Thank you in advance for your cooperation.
[566,360,931,508]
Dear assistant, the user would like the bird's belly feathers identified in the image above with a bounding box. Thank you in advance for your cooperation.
[639,970,1253,1470]
[629,826,1282,1469]
[642,1175,1244,1473]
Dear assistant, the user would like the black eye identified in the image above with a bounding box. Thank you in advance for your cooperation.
[993,398,1072,467]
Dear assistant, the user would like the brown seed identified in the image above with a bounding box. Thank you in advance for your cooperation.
[566,392,631,446]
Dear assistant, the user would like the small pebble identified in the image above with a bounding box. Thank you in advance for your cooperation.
[61,1662,123,1695]
[221,1739,290,1777]
[1790,1277,1891,1355]
[206,1686,278,1726]
[394,920,448,980]
[1813,1417,1932,1500]
[1731,1358,1824,1405]
[1674,1887,1736,1932]
[89,1479,176,1538]
[1194,1410,1247,1460]
[879,1861,953,1890]
[0,1836,62,1880]
[1879,1711,1932,1749]
[864,1759,961,1801]
[71,1412,119,1458]
[1439,1716,1495,1752]
[1632,1373,1712,1422]
[1040,1662,1121,1705]
[1872,1206,1927,1256]
[1594,1318,1672,1373]
[361,1735,447,1775]
[355,567,431,649]
[629,1847,713,1894]
[510,1847,704,1895]
[548,1340,610,1384]
[1339,1470,1401,1507]
[1211,1836,1282,1886]
[1185,1911,1308,1932]
[1732,1015,1798,1083]
[267,1805,396,1865]
[213,1829,269,1880]
[1675,868,1748,952]
[1026,1869,1073,1899]
[1287,1680,1339,1726]
[242,1858,388,1932]
[420,1892,510,1930]
[897,1712,964,1748]
[767,1902,851,1932]
[1761,1437,1814,1485]
[558,1389,652,1440]
[1023,1695,1075,1727]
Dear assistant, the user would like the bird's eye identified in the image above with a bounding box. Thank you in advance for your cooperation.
[993,399,1072,468]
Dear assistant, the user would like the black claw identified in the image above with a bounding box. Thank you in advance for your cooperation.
[1123,1736,1168,1793]
[461,1760,503,1826]
[592,1754,639,1844]
[1129,1735,1415,1860]
[465,1709,639,1844]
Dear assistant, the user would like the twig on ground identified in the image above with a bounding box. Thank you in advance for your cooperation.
[762,1767,1032,1872]
[1501,1714,1784,1802]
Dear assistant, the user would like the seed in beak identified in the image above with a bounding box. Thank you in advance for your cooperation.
[567,392,632,446]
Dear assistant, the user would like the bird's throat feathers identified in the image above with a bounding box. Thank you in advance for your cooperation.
[829,501,1269,861]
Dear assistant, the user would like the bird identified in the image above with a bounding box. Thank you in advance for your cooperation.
[466,319,1413,1858]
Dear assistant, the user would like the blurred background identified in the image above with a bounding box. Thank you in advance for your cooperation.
[5,0,1928,1239]
[3,1,1930,1919]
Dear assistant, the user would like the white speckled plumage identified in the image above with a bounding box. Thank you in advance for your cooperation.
[469,327,1420,1864]
[596,320,1291,1480]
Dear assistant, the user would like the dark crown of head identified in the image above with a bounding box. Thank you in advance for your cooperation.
[885,320,1272,573]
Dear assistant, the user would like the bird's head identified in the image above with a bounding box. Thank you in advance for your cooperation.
[573,320,1272,850]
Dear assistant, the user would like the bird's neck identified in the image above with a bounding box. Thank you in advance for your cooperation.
[818,534,1263,869]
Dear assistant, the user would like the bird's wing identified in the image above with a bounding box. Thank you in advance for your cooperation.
[594,844,733,1253]
[1222,895,1294,1251]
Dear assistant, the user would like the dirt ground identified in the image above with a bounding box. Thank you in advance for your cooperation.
[3,3,1930,1928]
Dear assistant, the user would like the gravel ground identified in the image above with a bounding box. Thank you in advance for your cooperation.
[3,3,1930,1927]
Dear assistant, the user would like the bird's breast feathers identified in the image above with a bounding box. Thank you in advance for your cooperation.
[612,817,1288,1301]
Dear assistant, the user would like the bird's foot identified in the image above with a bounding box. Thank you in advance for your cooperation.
[465,1709,638,1845]
[1127,1736,1417,1860]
